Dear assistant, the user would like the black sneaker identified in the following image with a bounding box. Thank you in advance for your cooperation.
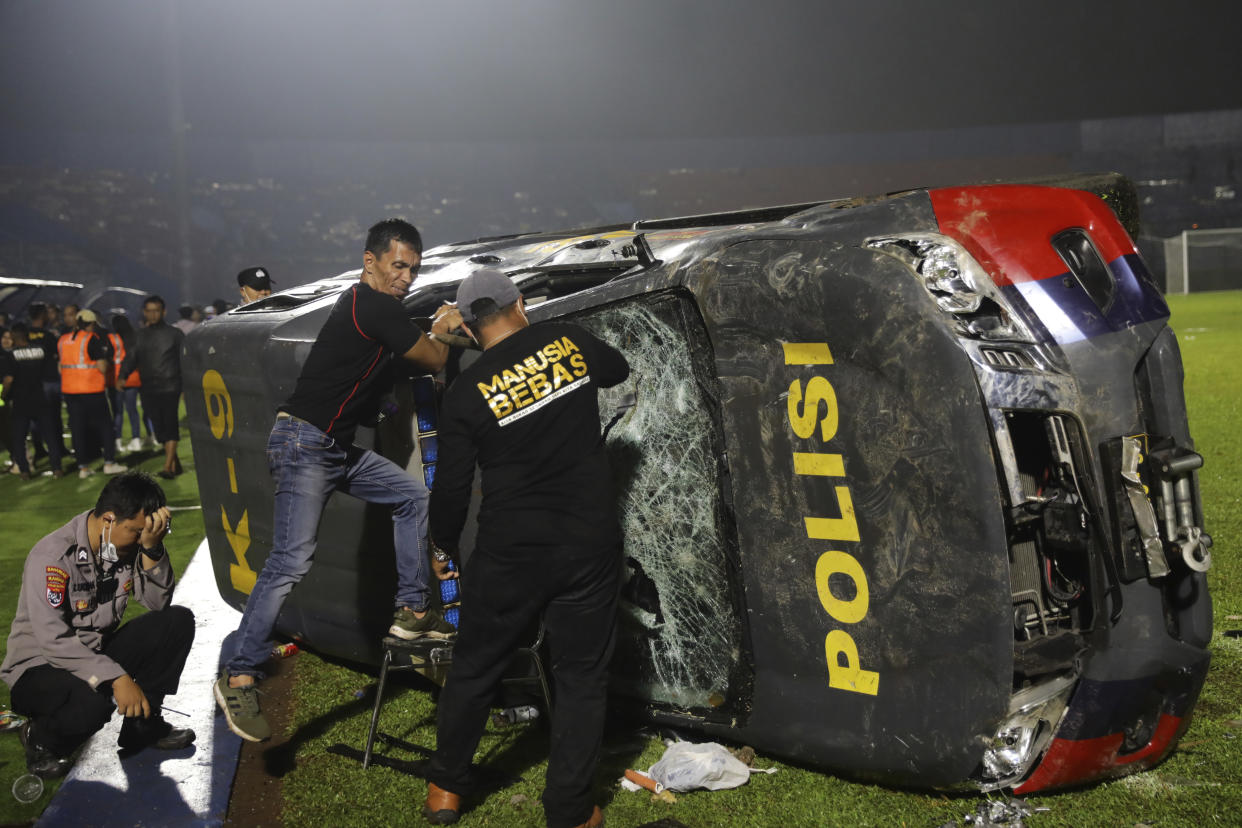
[119,716,197,752]
[19,721,72,779]
[389,607,456,640]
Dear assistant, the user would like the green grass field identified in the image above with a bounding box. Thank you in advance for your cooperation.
[0,291,1238,826]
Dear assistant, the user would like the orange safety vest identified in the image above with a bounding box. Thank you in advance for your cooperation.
[58,330,106,394]
[107,332,142,389]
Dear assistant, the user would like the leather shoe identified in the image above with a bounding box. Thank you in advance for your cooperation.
[119,716,197,752]
[571,805,604,828]
[423,782,461,825]
[19,721,73,779]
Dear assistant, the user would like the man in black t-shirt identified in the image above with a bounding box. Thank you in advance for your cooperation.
[215,218,463,744]
[2,324,66,478]
[423,269,629,828]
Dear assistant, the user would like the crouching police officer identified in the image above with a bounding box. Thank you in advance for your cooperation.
[1,471,195,778]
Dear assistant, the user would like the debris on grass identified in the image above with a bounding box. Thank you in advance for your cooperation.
[941,797,1048,827]
[0,710,26,731]
[729,745,756,766]
[648,741,751,792]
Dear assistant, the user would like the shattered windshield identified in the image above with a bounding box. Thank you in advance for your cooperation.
[576,291,746,714]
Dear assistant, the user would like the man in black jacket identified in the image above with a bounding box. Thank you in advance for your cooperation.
[423,268,629,828]
[120,296,184,479]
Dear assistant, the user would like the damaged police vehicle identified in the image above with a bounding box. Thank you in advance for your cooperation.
[185,172,1211,793]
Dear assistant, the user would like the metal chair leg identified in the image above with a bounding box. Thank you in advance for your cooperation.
[363,647,394,769]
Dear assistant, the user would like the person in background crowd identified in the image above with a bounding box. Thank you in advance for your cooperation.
[210,299,232,319]
[58,310,125,479]
[3,323,66,479]
[82,312,118,466]
[0,312,9,328]
[119,296,183,479]
[1,472,194,779]
[46,305,63,333]
[27,302,69,461]
[109,315,147,453]
[173,305,200,335]
[237,267,274,305]
[62,304,80,332]
[1,326,17,474]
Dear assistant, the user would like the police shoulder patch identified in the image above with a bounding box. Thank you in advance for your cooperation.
[45,566,68,609]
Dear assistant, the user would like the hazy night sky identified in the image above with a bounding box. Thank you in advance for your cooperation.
[5,1,1242,147]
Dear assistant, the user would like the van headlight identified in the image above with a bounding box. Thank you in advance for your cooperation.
[866,234,1036,343]
[977,673,1076,790]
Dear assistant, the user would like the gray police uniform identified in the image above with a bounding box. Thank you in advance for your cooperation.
[1,511,192,758]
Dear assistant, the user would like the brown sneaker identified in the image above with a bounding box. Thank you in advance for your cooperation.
[571,806,604,828]
[423,782,461,825]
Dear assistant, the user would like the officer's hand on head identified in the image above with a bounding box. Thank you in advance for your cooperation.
[430,303,463,335]
[139,506,172,550]
[113,674,151,718]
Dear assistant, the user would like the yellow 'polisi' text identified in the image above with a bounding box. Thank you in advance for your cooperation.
[784,342,879,696]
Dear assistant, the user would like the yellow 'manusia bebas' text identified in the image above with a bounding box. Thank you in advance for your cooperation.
[477,335,587,420]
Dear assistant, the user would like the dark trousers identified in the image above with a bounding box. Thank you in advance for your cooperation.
[41,380,68,454]
[9,606,195,757]
[428,543,621,828]
[63,392,116,466]
[9,406,65,473]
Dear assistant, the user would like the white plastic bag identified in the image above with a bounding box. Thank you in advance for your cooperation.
[648,741,751,792]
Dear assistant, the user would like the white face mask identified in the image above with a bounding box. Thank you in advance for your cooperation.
[100,521,118,564]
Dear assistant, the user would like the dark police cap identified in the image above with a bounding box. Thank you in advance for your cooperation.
[456,268,520,323]
[237,267,273,290]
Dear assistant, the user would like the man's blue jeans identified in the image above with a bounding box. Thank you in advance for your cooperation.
[226,415,430,677]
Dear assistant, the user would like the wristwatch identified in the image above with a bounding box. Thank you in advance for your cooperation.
[141,543,166,562]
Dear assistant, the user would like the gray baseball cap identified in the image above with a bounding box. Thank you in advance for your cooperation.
[456,267,521,322]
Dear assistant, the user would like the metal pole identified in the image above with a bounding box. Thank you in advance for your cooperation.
[1181,229,1189,295]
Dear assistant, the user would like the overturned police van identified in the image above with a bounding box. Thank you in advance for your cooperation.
[184,172,1211,793]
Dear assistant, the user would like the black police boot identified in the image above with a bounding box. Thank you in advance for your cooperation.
[118,715,196,752]
[19,721,73,779]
